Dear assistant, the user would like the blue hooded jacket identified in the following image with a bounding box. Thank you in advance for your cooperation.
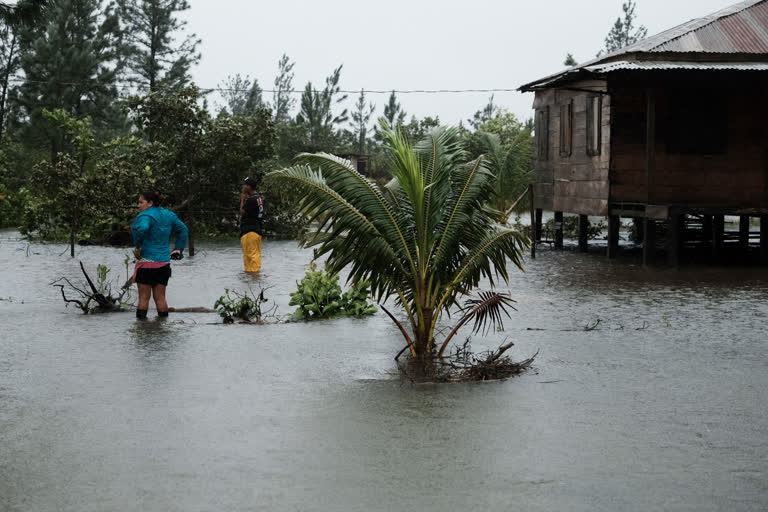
[132,207,189,262]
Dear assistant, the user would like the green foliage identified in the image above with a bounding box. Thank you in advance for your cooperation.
[214,288,268,324]
[563,53,578,67]
[348,89,375,154]
[541,215,607,240]
[340,279,378,318]
[289,265,377,319]
[600,0,648,56]
[463,109,534,212]
[217,73,264,118]
[16,0,124,150]
[125,86,276,235]
[269,123,527,356]
[296,65,348,151]
[117,0,201,91]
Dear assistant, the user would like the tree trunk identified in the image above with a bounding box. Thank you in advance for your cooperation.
[188,230,195,257]
[70,225,75,258]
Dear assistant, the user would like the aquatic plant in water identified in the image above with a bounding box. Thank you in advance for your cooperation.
[289,265,377,319]
[214,288,270,324]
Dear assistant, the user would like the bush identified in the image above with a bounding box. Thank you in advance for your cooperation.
[214,288,269,324]
[289,265,377,319]
[542,215,606,241]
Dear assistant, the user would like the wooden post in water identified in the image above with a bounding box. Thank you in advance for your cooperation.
[712,215,725,262]
[702,215,713,255]
[554,211,564,250]
[667,213,682,267]
[528,185,536,260]
[535,208,543,243]
[642,218,655,266]
[607,215,620,259]
[578,215,589,253]
[761,215,768,265]
[739,215,750,254]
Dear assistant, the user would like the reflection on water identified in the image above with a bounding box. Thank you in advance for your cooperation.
[1,232,767,511]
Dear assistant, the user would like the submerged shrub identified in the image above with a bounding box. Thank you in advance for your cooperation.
[289,265,377,319]
[214,288,268,323]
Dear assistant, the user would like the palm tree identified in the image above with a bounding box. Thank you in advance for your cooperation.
[479,131,533,212]
[268,124,528,358]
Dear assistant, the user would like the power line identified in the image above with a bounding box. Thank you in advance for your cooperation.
[7,77,519,95]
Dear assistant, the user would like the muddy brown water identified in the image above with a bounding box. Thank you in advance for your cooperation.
[1,231,767,511]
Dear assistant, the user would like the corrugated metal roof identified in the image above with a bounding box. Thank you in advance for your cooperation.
[519,0,768,91]
[585,60,768,72]
[618,0,768,53]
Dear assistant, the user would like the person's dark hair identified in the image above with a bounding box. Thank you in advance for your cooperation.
[242,176,259,189]
[140,190,161,206]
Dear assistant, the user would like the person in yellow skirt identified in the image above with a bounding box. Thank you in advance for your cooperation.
[240,177,264,272]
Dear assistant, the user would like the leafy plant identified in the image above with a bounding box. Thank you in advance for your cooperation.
[341,279,378,318]
[289,265,376,319]
[268,123,527,358]
[214,288,268,324]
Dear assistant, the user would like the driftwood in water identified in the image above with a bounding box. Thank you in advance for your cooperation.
[52,261,130,314]
[398,337,538,383]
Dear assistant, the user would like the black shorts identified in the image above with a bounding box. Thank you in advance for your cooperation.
[136,265,172,286]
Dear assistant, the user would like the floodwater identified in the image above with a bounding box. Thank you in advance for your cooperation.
[1,231,767,512]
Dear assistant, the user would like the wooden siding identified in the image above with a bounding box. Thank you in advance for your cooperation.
[610,82,768,209]
[532,80,611,215]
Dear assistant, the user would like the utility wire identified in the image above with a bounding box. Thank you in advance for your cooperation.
[6,77,519,95]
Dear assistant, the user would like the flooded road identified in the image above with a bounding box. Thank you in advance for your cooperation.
[1,231,767,511]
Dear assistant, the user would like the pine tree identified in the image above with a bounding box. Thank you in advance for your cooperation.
[382,90,405,127]
[349,89,374,154]
[272,53,295,122]
[0,16,22,142]
[117,0,200,91]
[17,0,123,156]
[218,73,263,117]
[296,65,348,150]
[600,0,647,56]
[563,53,578,67]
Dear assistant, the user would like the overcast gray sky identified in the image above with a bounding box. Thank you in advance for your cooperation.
[186,0,737,125]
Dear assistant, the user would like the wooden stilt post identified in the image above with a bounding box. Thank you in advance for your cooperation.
[702,215,713,254]
[578,215,589,253]
[535,208,543,244]
[528,185,536,260]
[643,217,655,266]
[761,215,768,265]
[713,214,724,262]
[554,211,564,250]
[607,215,620,259]
[739,215,750,252]
[667,212,682,267]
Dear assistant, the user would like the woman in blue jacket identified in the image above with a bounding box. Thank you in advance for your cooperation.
[132,191,189,319]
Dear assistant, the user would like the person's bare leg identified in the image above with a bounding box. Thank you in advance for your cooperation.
[137,284,151,319]
[152,284,168,316]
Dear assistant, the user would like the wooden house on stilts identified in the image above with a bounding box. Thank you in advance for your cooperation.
[519,0,768,265]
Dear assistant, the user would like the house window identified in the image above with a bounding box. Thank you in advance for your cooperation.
[665,90,727,155]
[586,95,602,156]
[559,100,573,157]
[535,107,549,160]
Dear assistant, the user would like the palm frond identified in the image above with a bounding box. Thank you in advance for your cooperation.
[460,290,517,336]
